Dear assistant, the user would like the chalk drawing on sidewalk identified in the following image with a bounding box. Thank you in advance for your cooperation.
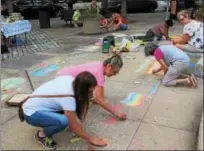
[29,64,60,77]
[103,117,117,125]
[148,81,161,96]
[1,77,25,100]
[146,61,164,75]
[121,92,145,107]
[132,138,145,149]
[136,58,153,73]
[102,104,124,125]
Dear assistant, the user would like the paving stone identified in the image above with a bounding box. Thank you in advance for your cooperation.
[1,108,17,125]
[55,113,140,150]
[143,88,203,131]
[127,122,196,150]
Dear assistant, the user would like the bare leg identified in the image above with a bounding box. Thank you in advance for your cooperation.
[73,21,78,28]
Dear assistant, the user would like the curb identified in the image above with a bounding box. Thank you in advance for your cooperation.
[197,110,203,150]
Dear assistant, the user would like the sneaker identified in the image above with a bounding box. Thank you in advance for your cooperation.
[35,130,57,149]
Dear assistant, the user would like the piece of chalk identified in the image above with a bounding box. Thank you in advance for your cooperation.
[69,136,81,143]
[134,81,141,84]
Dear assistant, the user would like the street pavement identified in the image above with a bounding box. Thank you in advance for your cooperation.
[1,13,203,150]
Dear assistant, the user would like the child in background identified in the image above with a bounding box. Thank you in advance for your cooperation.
[107,13,128,32]
[72,8,81,28]
[137,19,173,41]
[144,43,197,88]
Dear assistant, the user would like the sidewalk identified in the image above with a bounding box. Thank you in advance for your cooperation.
[1,13,203,150]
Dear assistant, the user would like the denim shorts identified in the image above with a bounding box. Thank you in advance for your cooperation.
[120,24,128,30]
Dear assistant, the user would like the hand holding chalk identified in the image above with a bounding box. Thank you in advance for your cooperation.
[152,68,157,74]
[117,113,127,121]
[89,137,109,146]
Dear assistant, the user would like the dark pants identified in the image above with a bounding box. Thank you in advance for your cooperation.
[136,29,163,42]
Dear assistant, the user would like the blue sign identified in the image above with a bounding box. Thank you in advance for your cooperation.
[1,20,31,38]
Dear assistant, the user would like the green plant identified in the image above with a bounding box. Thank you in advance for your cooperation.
[193,5,204,22]
[81,5,101,20]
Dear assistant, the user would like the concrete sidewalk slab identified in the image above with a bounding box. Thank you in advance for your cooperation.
[1,108,17,125]
[1,117,42,150]
[197,110,203,150]
[55,115,140,150]
[144,88,203,131]
[159,78,203,93]
[127,122,196,150]
[1,109,140,150]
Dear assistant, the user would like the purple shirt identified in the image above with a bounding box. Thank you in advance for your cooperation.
[151,22,168,35]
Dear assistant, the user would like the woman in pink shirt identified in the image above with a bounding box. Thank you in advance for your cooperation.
[57,54,127,120]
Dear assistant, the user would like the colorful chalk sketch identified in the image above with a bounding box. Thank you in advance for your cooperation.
[29,64,60,77]
[1,77,25,100]
[103,104,124,125]
[121,92,145,107]
[136,58,154,73]
[148,81,161,96]
[146,61,163,75]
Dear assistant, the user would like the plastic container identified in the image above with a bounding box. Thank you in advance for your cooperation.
[102,38,110,53]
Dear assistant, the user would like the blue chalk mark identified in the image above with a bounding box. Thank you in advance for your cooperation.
[29,64,60,77]
[149,81,161,96]
[136,59,151,73]
[121,92,135,103]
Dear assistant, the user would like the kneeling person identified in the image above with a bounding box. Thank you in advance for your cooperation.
[144,43,197,88]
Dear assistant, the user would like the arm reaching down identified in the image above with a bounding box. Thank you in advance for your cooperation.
[94,86,127,120]
[158,59,168,74]
[160,27,170,40]
[64,111,108,146]
[172,34,189,44]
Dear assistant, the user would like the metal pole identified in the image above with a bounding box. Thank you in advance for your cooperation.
[6,0,13,15]
[166,0,170,19]
[121,0,127,18]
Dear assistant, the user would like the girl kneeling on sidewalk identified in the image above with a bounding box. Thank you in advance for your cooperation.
[144,43,198,88]
[22,72,108,149]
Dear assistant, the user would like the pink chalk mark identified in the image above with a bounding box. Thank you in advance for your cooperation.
[111,104,124,114]
[133,138,145,148]
[37,62,48,67]
[103,117,117,125]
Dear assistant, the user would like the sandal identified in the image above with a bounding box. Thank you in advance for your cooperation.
[191,74,198,87]
[90,143,108,147]
[187,76,195,88]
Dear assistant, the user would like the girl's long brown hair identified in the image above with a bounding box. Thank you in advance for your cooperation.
[73,71,97,121]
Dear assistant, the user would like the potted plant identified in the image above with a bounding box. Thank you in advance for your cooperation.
[81,6,101,34]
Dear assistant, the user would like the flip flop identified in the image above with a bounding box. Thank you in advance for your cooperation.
[187,76,195,88]
[90,143,108,147]
[191,74,198,87]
